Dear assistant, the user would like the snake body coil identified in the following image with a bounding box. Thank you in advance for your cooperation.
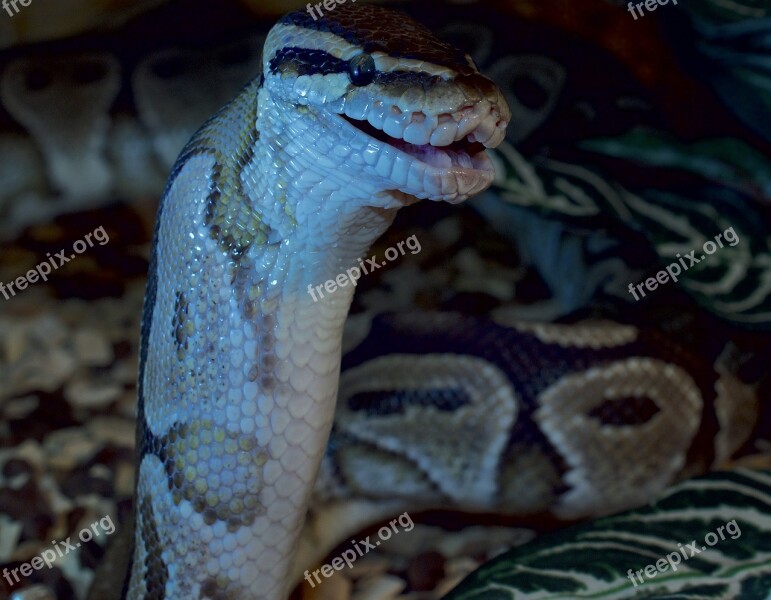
[128,6,509,598]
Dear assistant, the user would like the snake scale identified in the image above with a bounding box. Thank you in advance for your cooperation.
[1,1,768,599]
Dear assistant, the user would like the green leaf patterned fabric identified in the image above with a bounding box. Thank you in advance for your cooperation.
[445,470,771,599]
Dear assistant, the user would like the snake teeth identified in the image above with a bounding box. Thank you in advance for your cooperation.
[429,119,459,147]
[366,100,387,130]
[341,93,506,160]
[456,107,484,139]
[317,80,505,204]
[370,117,496,202]
[403,120,432,145]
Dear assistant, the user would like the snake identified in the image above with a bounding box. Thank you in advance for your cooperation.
[126,5,511,598]
[0,2,768,599]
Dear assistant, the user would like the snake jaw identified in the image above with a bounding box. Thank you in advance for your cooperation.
[328,69,510,203]
[324,100,504,204]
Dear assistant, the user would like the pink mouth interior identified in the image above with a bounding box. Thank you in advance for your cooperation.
[343,115,488,170]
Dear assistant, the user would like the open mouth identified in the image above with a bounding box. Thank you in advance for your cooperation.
[342,114,492,172]
[335,93,508,179]
[319,96,508,201]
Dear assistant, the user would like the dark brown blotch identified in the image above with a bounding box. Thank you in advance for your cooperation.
[140,495,168,600]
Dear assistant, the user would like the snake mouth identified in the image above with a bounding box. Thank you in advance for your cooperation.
[343,114,490,169]
[338,110,500,202]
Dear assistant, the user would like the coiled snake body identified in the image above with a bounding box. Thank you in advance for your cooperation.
[0,1,765,598]
[128,6,509,598]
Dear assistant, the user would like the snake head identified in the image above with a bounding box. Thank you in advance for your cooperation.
[262,4,510,204]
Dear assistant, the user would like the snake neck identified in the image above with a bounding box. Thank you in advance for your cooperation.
[129,79,403,600]
[250,84,402,299]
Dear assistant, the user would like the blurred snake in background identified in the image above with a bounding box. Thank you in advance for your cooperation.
[0,1,770,599]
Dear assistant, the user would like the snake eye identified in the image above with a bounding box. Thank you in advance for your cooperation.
[348,53,376,86]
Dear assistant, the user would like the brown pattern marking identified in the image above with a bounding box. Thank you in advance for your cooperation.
[281,4,473,73]
[140,494,167,600]
[200,575,239,600]
[171,77,273,259]
[160,420,269,531]
[172,291,191,360]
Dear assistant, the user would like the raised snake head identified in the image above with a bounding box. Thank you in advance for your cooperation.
[261,4,510,205]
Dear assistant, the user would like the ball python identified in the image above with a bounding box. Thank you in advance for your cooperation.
[1,1,764,600]
[113,2,771,599]
[127,5,512,598]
